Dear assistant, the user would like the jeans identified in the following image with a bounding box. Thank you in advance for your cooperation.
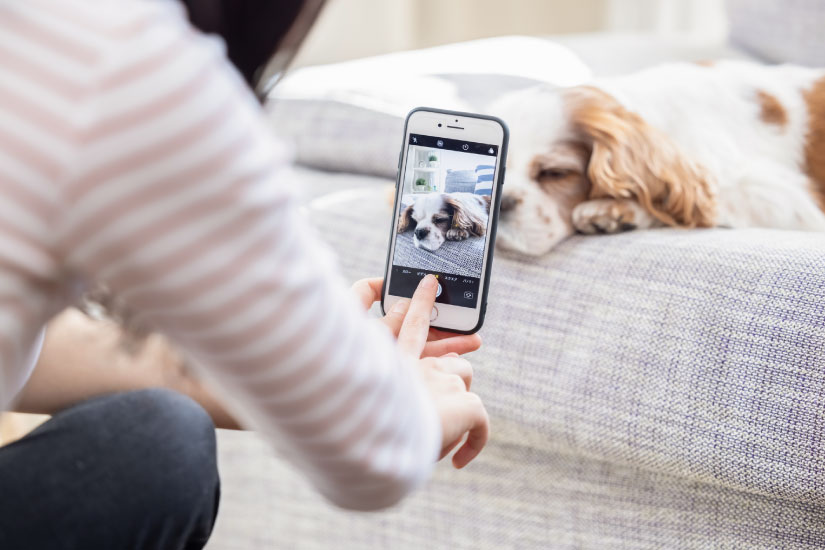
[0,389,221,549]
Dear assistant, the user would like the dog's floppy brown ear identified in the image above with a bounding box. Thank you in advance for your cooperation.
[397,204,415,232]
[565,86,717,227]
[445,195,487,237]
[481,195,491,213]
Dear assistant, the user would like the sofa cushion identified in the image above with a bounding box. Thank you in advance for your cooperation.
[307,186,825,505]
[265,37,591,178]
[473,165,495,196]
[210,180,825,550]
[444,169,478,194]
[727,0,825,66]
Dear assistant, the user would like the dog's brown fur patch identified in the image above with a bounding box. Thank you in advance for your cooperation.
[756,90,788,129]
[527,142,591,225]
[397,204,415,232]
[804,76,825,211]
[444,195,486,236]
[563,86,717,228]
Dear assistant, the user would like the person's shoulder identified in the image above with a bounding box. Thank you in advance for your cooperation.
[17,0,195,59]
[25,0,190,29]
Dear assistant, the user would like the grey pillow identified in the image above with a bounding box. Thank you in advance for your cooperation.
[265,75,543,180]
[727,0,825,66]
[444,170,479,194]
[265,37,592,177]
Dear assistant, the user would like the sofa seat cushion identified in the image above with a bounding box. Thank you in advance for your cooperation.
[307,185,825,505]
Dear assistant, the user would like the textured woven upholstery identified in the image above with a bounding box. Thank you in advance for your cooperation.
[727,0,825,66]
[393,231,484,279]
[209,185,825,549]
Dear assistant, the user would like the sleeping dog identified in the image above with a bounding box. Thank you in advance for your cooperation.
[398,192,491,251]
[492,60,825,255]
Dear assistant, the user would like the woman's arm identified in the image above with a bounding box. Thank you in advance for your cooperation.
[15,292,482,432]
[13,309,242,429]
[56,2,486,510]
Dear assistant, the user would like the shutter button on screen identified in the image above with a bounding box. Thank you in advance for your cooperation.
[436,282,442,297]
[430,306,438,322]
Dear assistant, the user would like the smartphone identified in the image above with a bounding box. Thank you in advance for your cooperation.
[381,107,509,334]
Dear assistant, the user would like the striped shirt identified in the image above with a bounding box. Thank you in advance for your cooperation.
[0,0,440,510]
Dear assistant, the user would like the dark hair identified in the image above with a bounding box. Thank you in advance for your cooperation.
[181,0,311,88]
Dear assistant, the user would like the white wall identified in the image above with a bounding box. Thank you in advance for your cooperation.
[605,0,727,42]
[293,0,728,68]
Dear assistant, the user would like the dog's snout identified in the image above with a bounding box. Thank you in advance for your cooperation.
[415,227,430,239]
[500,193,522,213]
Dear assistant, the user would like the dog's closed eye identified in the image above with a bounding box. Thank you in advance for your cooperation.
[536,168,574,181]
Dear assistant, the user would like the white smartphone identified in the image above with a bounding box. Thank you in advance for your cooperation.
[381,107,509,334]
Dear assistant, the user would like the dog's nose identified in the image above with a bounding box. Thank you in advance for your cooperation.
[415,227,429,239]
[500,193,521,213]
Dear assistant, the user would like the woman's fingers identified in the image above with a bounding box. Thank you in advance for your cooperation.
[365,278,482,359]
[383,317,482,358]
[430,355,473,390]
[427,328,469,341]
[397,275,438,358]
[451,393,489,469]
[421,334,481,358]
[351,277,385,310]
[439,439,462,460]
[380,298,410,336]
[417,354,489,469]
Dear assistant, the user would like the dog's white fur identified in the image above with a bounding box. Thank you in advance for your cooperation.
[398,192,490,251]
[492,60,825,255]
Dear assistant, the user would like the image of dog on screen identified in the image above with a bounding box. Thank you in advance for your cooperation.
[398,192,491,252]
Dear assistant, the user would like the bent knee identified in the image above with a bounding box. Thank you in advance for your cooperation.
[116,389,218,509]
[58,388,218,514]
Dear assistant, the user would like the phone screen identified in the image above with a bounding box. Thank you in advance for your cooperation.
[388,133,499,309]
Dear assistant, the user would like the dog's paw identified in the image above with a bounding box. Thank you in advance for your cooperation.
[446,228,470,241]
[572,199,655,235]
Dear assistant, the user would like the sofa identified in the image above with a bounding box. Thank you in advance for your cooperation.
[208,181,825,549]
[206,7,825,550]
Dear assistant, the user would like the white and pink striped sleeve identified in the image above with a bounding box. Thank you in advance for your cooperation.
[58,3,440,510]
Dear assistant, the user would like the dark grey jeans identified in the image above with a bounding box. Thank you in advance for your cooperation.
[0,389,220,549]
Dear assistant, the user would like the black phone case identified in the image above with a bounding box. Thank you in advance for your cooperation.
[380,106,509,334]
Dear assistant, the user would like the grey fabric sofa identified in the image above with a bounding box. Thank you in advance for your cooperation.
[207,4,825,545]
[207,182,825,550]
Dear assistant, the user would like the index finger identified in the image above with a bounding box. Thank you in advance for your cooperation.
[397,275,438,357]
[351,278,384,310]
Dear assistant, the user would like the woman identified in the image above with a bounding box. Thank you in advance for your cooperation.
[0,1,489,548]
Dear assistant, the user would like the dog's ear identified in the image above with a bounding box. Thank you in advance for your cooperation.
[397,204,415,232]
[482,195,491,213]
[564,86,717,227]
[445,195,486,237]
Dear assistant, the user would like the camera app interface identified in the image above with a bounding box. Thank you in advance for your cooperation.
[389,133,498,308]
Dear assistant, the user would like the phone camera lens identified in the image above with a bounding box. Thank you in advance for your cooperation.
[438,123,442,127]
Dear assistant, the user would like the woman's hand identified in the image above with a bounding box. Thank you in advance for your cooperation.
[352,275,489,468]
[351,277,482,357]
